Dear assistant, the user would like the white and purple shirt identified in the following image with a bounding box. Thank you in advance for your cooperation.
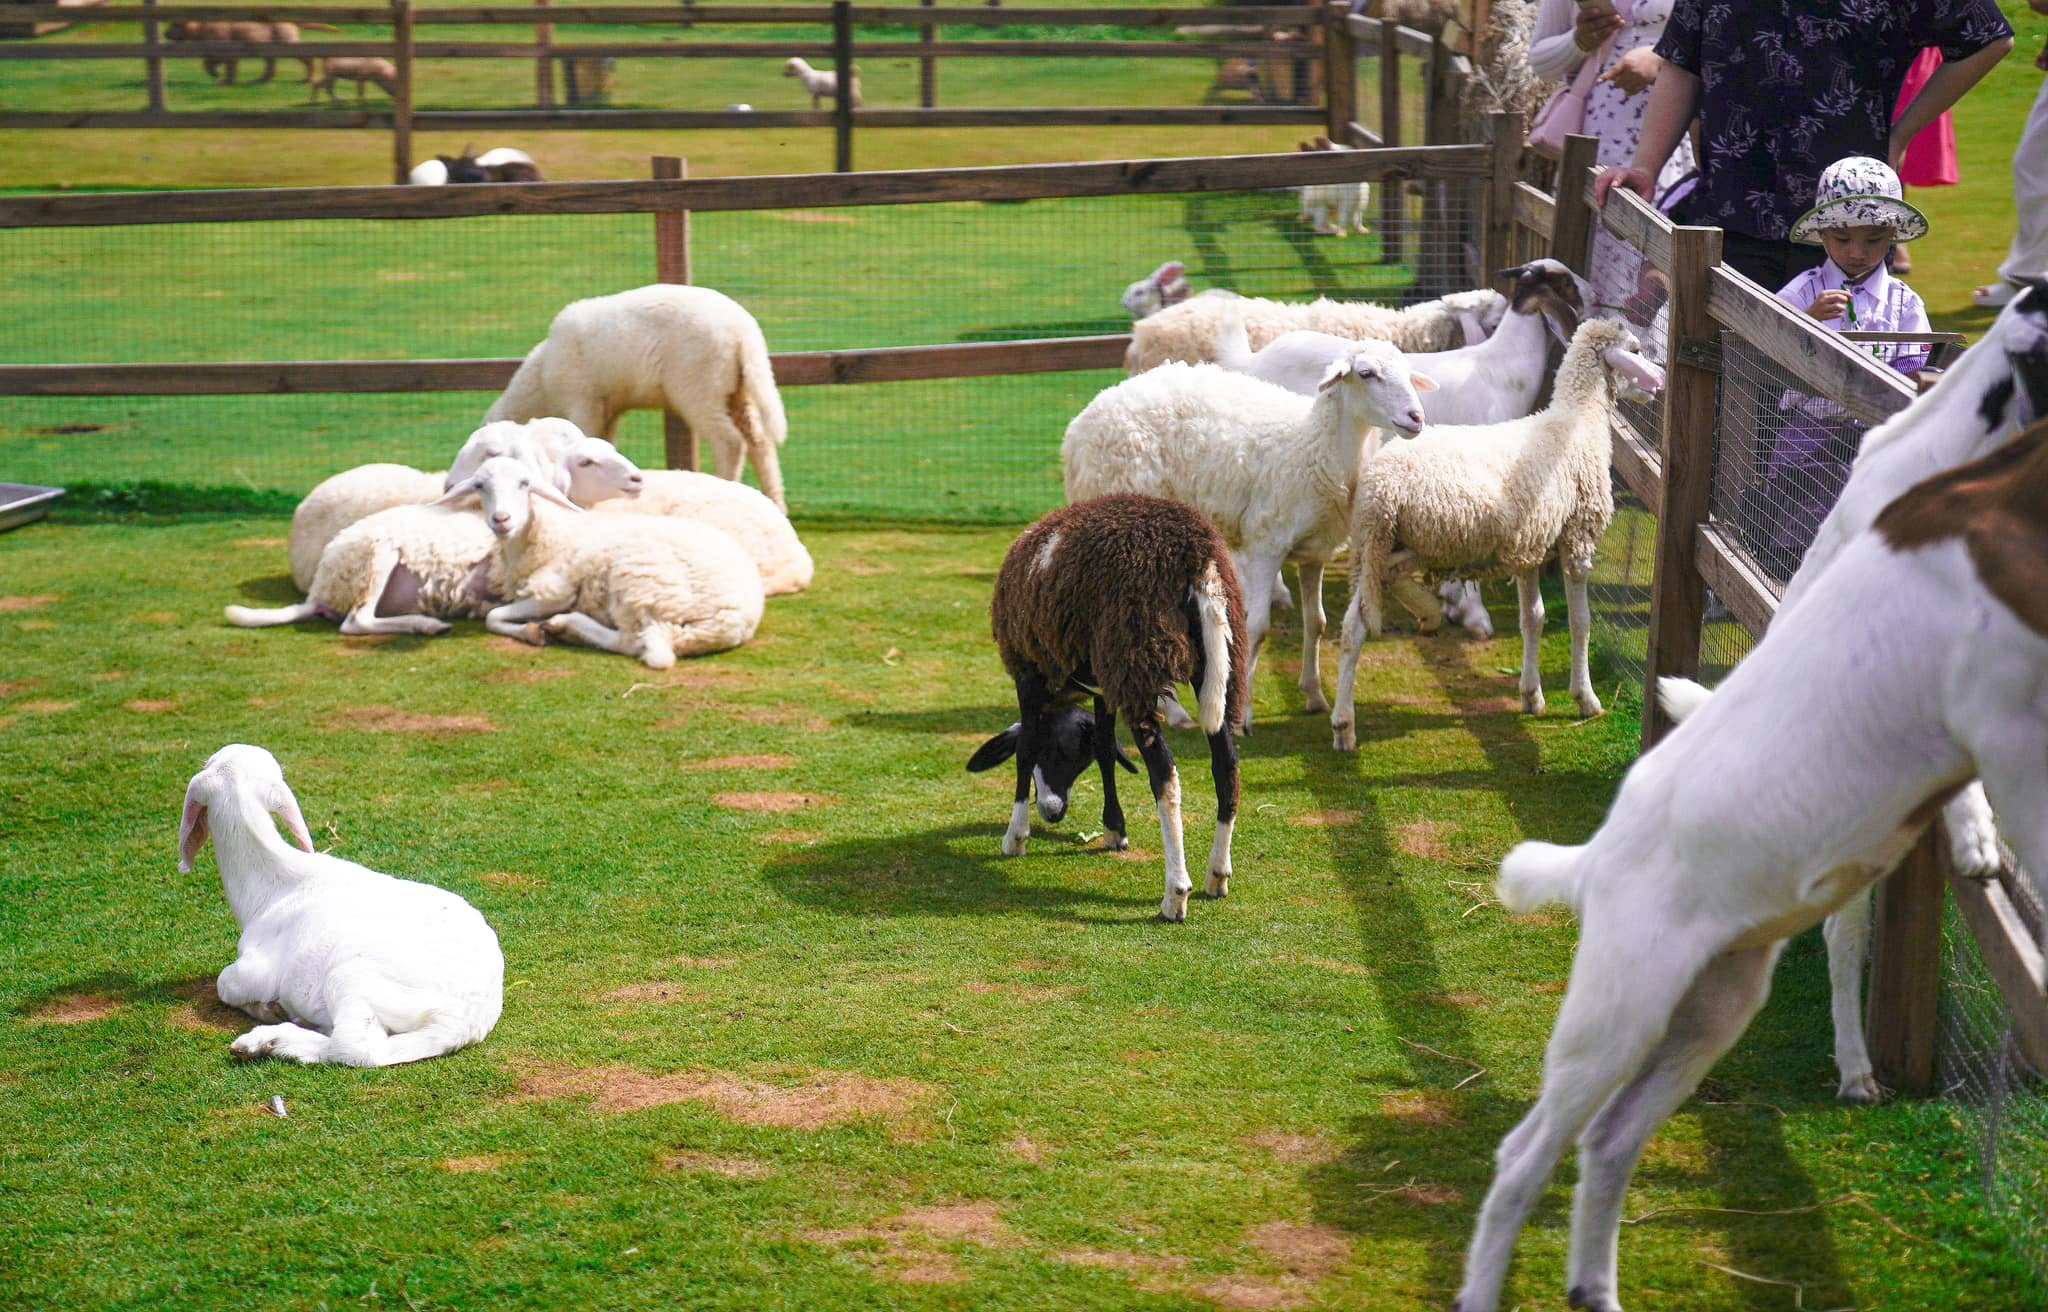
[1775,259,1932,376]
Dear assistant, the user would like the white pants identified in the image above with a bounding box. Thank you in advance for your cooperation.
[1998,73,2048,283]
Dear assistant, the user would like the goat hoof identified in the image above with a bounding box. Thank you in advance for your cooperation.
[1158,890,1190,922]
[1203,871,1229,899]
[1521,689,1546,715]
[1331,723,1357,752]
[1951,829,2003,879]
[1837,1071,1884,1104]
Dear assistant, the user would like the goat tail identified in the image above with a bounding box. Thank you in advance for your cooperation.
[1497,840,1584,915]
[1656,676,1712,724]
[1211,291,1253,373]
[1192,559,1234,736]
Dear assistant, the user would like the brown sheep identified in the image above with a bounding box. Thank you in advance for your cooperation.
[310,57,398,102]
[165,20,342,85]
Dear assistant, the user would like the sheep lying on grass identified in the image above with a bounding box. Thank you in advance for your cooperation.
[591,469,813,596]
[487,284,792,513]
[1126,285,1505,374]
[967,495,1247,923]
[181,744,502,1067]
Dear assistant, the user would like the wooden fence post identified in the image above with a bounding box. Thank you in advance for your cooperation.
[392,0,415,185]
[1867,826,1948,1096]
[653,155,697,472]
[534,0,555,109]
[1639,220,1723,746]
[1548,133,1598,274]
[1322,1,1355,142]
[832,0,855,174]
[1481,111,1520,282]
[142,0,165,113]
[920,0,936,108]
[1377,21,1402,265]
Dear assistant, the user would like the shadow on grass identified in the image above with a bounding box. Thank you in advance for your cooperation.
[15,972,244,1030]
[236,573,301,604]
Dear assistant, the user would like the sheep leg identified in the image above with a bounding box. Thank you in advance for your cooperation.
[340,545,450,636]
[1822,893,1881,1102]
[1563,944,1781,1312]
[231,1020,333,1063]
[1946,782,2003,877]
[484,594,566,644]
[1202,722,1240,899]
[215,957,286,1024]
[1330,580,1368,752]
[1295,558,1329,714]
[1514,570,1546,715]
[1235,547,1283,733]
[1003,674,1051,857]
[1132,720,1191,922]
[541,610,638,659]
[1563,562,1602,718]
[1093,697,1130,851]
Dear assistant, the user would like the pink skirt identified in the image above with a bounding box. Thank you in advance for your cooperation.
[1894,48,1959,187]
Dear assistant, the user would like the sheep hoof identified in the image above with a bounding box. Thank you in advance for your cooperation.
[1331,722,1357,752]
[1303,691,1329,714]
[517,623,549,646]
[1521,689,1546,715]
[1566,1287,1623,1312]
[1001,835,1028,858]
[1101,830,1128,851]
[1837,1071,1885,1104]
[1574,692,1605,719]
[1950,821,2003,878]
[1203,871,1229,899]
[1158,890,1190,923]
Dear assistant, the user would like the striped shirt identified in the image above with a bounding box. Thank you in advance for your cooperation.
[1776,259,1932,376]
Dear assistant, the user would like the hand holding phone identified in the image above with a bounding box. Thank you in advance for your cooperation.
[1573,0,1624,51]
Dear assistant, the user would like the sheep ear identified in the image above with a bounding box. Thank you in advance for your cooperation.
[435,474,481,504]
[1545,306,1578,348]
[1316,359,1350,392]
[1603,346,1666,395]
[178,782,210,875]
[270,783,315,854]
[530,480,582,511]
[966,724,1021,772]
[1409,369,1439,393]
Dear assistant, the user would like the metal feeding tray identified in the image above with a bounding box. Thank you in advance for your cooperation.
[0,484,64,534]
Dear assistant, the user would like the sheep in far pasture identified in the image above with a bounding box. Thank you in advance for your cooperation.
[486,284,792,512]
[1121,261,1192,321]
[1296,137,1370,238]
[783,56,861,108]
[309,57,397,102]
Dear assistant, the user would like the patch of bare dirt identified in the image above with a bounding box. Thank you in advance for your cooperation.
[1056,1248,1186,1275]
[167,978,244,1032]
[27,993,125,1024]
[1531,980,1568,994]
[442,1153,521,1173]
[962,981,1078,1002]
[1380,1090,1460,1128]
[686,754,799,771]
[1006,1134,1046,1165]
[511,1062,936,1130]
[838,559,895,575]
[18,700,75,714]
[0,595,60,611]
[1241,1132,1340,1166]
[1111,845,1154,863]
[759,830,819,845]
[338,705,498,736]
[662,956,735,971]
[1424,991,1490,1011]
[484,636,542,657]
[130,610,179,624]
[0,680,39,698]
[1182,1221,1355,1311]
[601,981,704,1006]
[90,671,127,683]
[728,704,833,733]
[714,792,829,814]
[1292,956,1370,977]
[774,209,857,224]
[124,699,178,714]
[478,871,544,890]
[1465,696,1524,716]
[458,779,516,796]
[483,668,578,685]
[1395,820,1455,861]
[662,1150,773,1179]
[808,1201,1012,1286]
[1293,809,1360,828]
[234,537,288,549]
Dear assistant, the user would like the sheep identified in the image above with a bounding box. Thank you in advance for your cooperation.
[468,457,765,668]
[590,469,813,596]
[486,283,792,513]
[1655,278,2048,1102]
[409,146,543,184]
[1296,137,1370,238]
[1126,285,1507,375]
[285,419,640,592]
[1328,319,1666,749]
[1453,420,2048,1312]
[1063,344,1435,730]
[1121,260,1192,321]
[309,56,397,102]
[965,494,1249,923]
[180,744,502,1067]
[783,56,862,109]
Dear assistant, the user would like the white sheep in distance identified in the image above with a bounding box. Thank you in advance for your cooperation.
[1121,260,1192,320]
[1126,285,1507,375]
[1657,279,2048,1102]
[1295,137,1370,238]
[966,494,1248,923]
[1329,319,1665,749]
[783,55,861,108]
[180,744,502,1066]
[1454,421,2048,1312]
[486,284,792,512]
[590,469,813,596]
[466,457,765,668]
[1063,344,1435,730]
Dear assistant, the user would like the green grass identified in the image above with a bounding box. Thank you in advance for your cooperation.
[2,521,2041,1311]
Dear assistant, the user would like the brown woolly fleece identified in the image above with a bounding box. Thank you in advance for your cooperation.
[990,495,1249,731]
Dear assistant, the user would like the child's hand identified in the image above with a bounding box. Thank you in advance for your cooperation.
[1806,290,1851,322]
[1599,47,1663,94]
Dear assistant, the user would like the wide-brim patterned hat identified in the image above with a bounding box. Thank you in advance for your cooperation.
[1789,156,1929,245]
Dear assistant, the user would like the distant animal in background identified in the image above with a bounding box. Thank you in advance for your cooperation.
[309,56,397,102]
[1200,29,1321,105]
[1121,261,1192,320]
[408,146,543,185]
[783,56,862,109]
[165,20,341,85]
[1296,137,1370,238]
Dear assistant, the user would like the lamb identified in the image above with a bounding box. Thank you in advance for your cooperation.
[1656,278,2048,1102]
[309,56,397,102]
[1121,260,1192,321]
[486,283,791,513]
[1126,285,1506,375]
[1329,319,1666,749]
[1296,137,1370,238]
[590,469,813,596]
[1063,343,1434,729]
[1453,420,2048,1312]
[965,494,1248,923]
[469,457,765,668]
[783,56,862,109]
[180,744,502,1067]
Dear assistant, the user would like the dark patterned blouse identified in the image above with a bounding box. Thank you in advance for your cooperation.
[1655,0,2012,240]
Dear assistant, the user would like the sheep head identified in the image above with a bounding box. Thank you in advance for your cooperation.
[455,455,580,540]
[180,744,314,874]
[1316,344,1435,439]
[967,708,1135,825]
[1121,261,1190,320]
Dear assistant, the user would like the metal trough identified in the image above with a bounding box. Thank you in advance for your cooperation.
[0,483,63,533]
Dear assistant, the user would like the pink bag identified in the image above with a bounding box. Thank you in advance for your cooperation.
[1528,39,1607,155]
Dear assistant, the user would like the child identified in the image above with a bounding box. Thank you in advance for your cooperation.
[1755,156,1931,576]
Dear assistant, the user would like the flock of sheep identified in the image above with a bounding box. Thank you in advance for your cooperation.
[181,246,2048,1308]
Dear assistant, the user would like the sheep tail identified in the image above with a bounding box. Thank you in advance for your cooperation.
[1496,840,1584,916]
[1655,676,1712,724]
[224,601,322,627]
[739,331,787,448]
[1212,292,1253,373]
[1192,559,1233,736]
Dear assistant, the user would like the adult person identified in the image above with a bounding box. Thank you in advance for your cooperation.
[1977,0,2048,309]
[1591,0,2012,291]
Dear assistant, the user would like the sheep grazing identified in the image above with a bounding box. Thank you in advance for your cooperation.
[783,56,862,108]
[181,744,502,1066]
[1121,260,1192,321]
[468,457,765,668]
[309,56,397,102]
[486,283,792,513]
[1296,137,1370,238]
[1126,285,1506,375]
[1063,343,1434,729]
[1454,421,2048,1312]
[966,495,1249,923]
[1656,277,2048,1102]
[1329,319,1665,749]
[591,469,813,596]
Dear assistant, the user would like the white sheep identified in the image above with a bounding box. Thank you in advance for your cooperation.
[1454,421,2048,1312]
[486,283,792,513]
[466,457,766,668]
[1329,319,1665,749]
[180,744,502,1067]
[783,56,861,108]
[1656,280,2048,1102]
[1295,137,1370,238]
[1063,344,1434,729]
[1121,260,1192,320]
[590,469,813,596]
[1126,285,1506,375]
